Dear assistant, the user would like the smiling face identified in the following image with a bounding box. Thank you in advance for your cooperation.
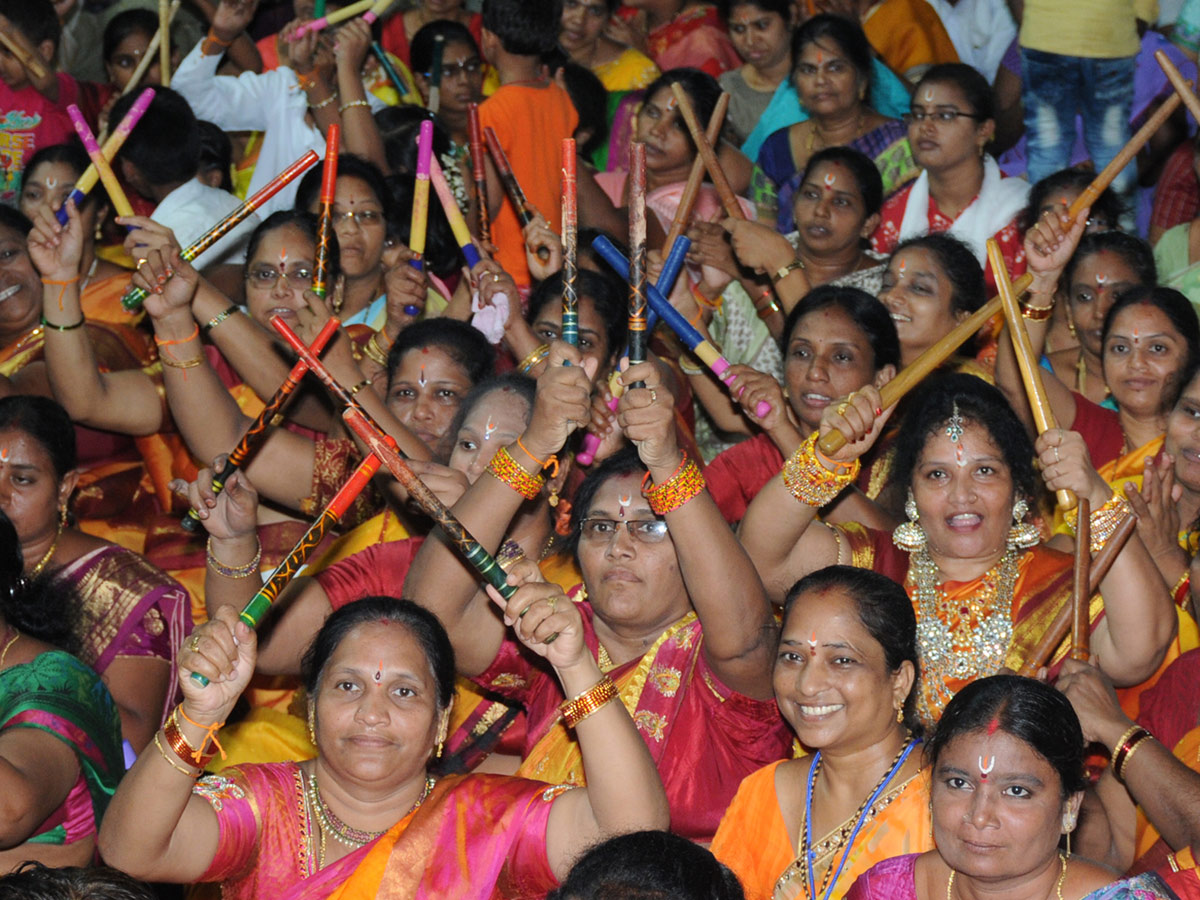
[785,305,883,430]
[932,728,1077,882]
[1166,371,1200,496]
[636,87,696,184]
[448,388,531,484]
[728,3,791,73]
[0,223,44,340]
[774,585,912,752]
[1067,251,1142,360]
[878,247,963,363]
[242,224,317,328]
[386,346,474,455]
[1103,303,1190,419]
[791,160,878,257]
[907,80,992,173]
[793,37,864,119]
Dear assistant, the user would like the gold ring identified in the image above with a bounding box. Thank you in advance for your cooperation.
[547,596,558,612]
[649,388,658,403]
[836,402,850,416]
[1053,446,1060,463]
[492,273,500,283]
[188,635,201,653]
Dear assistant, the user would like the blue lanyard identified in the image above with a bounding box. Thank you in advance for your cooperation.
[803,738,919,900]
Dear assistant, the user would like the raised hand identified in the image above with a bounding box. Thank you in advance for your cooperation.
[27,198,84,281]
[521,341,600,460]
[1035,428,1111,508]
[171,465,260,539]
[817,384,891,465]
[616,360,678,471]
[1055,657,1132,748]
[485,558,587,670]
[211,0,258,43]
[1024,206,1088,290]
[178,604,258,722]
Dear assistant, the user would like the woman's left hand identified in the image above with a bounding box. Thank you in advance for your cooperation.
[686,220,739,280]
[723,364,788,432]
[523,212,562,283]
[1056,658,1133,749]
[616,360,678,471]
[485,558,587,670]
[333,16,371,74]
[1125,454,1186,567]
[1035,428,1111,507]
[723,217,795,275]
[26,200,83,281]
[381,257,426,342]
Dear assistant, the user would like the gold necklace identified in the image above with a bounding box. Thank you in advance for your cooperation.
[806,112,866,153]
[306,771,435,867]
[947,853,1066,900]
[28,523,63,579]
[0,628,20,667]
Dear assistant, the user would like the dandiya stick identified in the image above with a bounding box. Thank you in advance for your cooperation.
[289,0,374,39]
[67,105,135,219]
[158,0,170,86]
[58,88,155,226]
[313,124,339,299]
[314,0,326,18]
[562,138,579,348]
[0,26,47,80]
[1070,498,1091,661]
[361,0,396,25]
[429,156,482,269]
[627,142,649,390]
[119,0,180,98]
[371,42,409,99]
[1016,512,1136,677]
[483,126,551,261]
[468,104,489,244]
[668,83,744,221]
[428,34,445,115]
[1156,51,1200,124]
[122,150,319,310]
[663,92,729,252]
[990,238,1075,510]
[409,119,433,272]
[180,318,340,533]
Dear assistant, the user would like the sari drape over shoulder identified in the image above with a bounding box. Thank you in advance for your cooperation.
[710,759,933,900]
[0,651,123,847]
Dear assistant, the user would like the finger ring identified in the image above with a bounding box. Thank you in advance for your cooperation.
[492,273,500,283]
[547,596,558,612]
[1054,446,1060,463]
[649,388,658,403]
[836,402,850,416]
[188,635,201,653]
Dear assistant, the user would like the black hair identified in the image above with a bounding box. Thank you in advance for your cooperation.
[801,146,884,218]
[1062,231,1157,297]
[244,209,340,287]
[641,68,722,153]
[0,0,59,53]
[928,675,1086,798]
[527,268,628,364]
[386,171,460,279]
[914,63,994,121]
[21,140,100,212]
[386,318,496,387]
[0,862,155,900]
[1101,285,1200,410]
[0,205,34,238]
[102,9,158,66]
[410,19,480,75]
[578,227,629,277]
[565,446,649,558]
[791,14,872,82]
[294,154,391,227]
[196,120,234,194]
[0,395,77,479]
[888,373,1038,505]
[482,0,562,56]
[561,62,609,159]
[0,508,81,656]
[781,284,900,373]
[547,831,746,900]
[1024,168,1124,233]
[782,565,921,733]
[375,107,454,176]
[301,596,456,710]
[718,0,793,19]
[445,372,538,447]
[111,87,200,187]
[890,233,986,317]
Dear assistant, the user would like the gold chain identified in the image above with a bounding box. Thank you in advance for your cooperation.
[947,853,1066,900]
[28,522,63,578]
[0,628,19,667]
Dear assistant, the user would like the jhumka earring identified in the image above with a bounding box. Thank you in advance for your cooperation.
[1007,497,1041,550]
[893,489,926,552]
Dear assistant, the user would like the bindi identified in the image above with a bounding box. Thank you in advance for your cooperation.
[0,447,8,463]
[923,87,934,102]
[955,443,967,468]
[1095,273,1108,287]
[823,172,836,191]
[418,364,427,387]
[816,51,824,64]
[373,662,383,684]
[808,631,818,655]
[45,177,58,190]
[978,755,995,780]
[483,417,497,441]
[898,259,907,276]
[617,494,632,518]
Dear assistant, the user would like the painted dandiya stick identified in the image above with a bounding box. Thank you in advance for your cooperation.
[67,106,136,219]
[989,239,1075,510]
[1070,497,1091,661]
[289,0,374,39]
[1155,51,1200,123]
[361,0,396,25]
[483,126,537,227]
[627,142,649,390]
[668,83,744,221]
[158,0,170,86]
[313,124,340,299]
[428,34,445,115]
[1016,512,1136,677]
[562,138,579,348]
[428,156,482,269]
[592,236,773,419]
[0,27,46,80]
[119,0,180,98]
[468,104,490,244]
[58,88,155,226]
[409,119,434,272]
[663,91,729,252]
[181,318,341,532]
[122,150,319,309]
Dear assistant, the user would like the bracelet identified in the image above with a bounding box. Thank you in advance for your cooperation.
[690,281,722,311]
[339,99,371,114]
[781,431,860,508]
[559,675,618,729]
[496,539,528,573]
[153,731,200,777]
[756,296,782,321]
[309,92,339,111]
[1064,493,1132,552]
[205,29,234,47]
[155,323,200,347]
[487,446,545,499]
[772,258,805,285]
[206,536,262,578]
[1171,569,1190,602]
[295,69,319,91]
[1020,299,1054,321]
[677,357,704,376]
[163,708,215,769]
[362,330,390,367]
[41,274,80,311]
[40,315,85,331]
[202,304,240,336]
[1118,731,1154,782]
[160,353,205,369]
[640,452,705,515]
[176,704,228,765]
[348,377,373,396]
[1111,725,1152,783]
[1109,725,1142,766]
[518,343,551,375]
[515,436,559,478]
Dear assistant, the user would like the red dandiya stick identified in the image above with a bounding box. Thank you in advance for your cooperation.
[561,138,579,348]
[668,83,744,221]
[1070,498,1091,661]
[627,142,648,389]
[468,104,489,245]
[122,150,319,310]
[313,124,340,299]
[180,318,341,532]
[409,119,434,272]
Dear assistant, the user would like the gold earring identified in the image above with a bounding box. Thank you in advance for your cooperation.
[436,738,444,759]
[896,705,904,724]
[307,711,316,745]
[58,504,68,528]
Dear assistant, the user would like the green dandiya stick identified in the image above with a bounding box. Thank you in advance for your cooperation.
[428,34,445,115]
[372,42,409,99]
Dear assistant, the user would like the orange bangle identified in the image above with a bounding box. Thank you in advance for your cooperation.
[515,436,560,479]
[154,323,200,347]
[162,712,204,770]
[175,704,227,764]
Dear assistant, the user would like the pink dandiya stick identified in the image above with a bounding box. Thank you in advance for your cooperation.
[288,0,374,39]
[409,119,433,272]
[428,155,483,269]
[67,105,135,218]
[361,0,396,25]
[313,124,340,299]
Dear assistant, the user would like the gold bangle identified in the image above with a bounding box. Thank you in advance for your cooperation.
[487,446,545,499]
[559,675,618,728]
[1020,300,1054,321]
[780,431,860,508]
[205,536,262,578]
[202,304,240,336]
[348,377,373,396]
[339,99,371,114]
[677,357,704,376]
[1064,493,1132,552]
[517,343,551,375]
[153,732,200,777]
[1110,724,1142,768]
[640,452,705,515]
[161,353,205,369]
[1118,732,1154,782]
[362,330,390,367]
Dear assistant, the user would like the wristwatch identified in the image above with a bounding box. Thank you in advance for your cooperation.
[772,258,805,285]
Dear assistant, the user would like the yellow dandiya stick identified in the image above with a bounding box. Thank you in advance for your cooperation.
[289,0,374,39]
[409,119,434,272]
[158,0,170,87]
[67,105,136,219]
[668,83,744,221]
[120,0,181,99]
[0,25,46,80]
[1070,498,1091,661]
[663,92,729,252]
[428,155,484,269]
[989,238,1075,510]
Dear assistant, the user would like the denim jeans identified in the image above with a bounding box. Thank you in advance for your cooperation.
[1020,48,1137,199]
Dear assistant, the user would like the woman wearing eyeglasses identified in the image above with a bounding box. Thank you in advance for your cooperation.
[872,63,1029,294]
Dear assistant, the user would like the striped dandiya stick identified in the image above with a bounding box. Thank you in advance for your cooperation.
[288,0,374,39]
[428,155,482,269]
[312,124,340,300]
[627,142,648,389]
[561,138,579,348]
[121,150,319,310]
[57,88,155,226]
[180,318,341,533]
[409,119,434,272]
[468,104,490,244]
[67,105,136,219]
[428,34,445,115]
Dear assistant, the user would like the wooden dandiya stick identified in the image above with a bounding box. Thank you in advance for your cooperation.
[483,126,537,227]
[0,25,47,80]
[468,104,490,245]
[1016,512,1136,677]
[668,83,744,221]
[428,155,483,269]
[312,124,340,300]
[428,34,445,115]
[562,138,579,348]
[122,150,319,310]
[663,92,729,253]
[181,318,341,532]
[158,0,171,86]
[57,88,155,226]
[1070,498,1091,660]
[627,142,649,389]
[1156,51,1200,124]
[119,0,180,98]
[67,106,136,219]
[989,238,1076,510]
[290,0,374,39]
[409,119,434,272]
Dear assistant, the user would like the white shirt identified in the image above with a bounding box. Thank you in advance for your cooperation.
[152,176,260,269]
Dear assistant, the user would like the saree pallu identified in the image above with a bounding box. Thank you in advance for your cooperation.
[710,759,933,900]
[636,6,740,77]
[1,651,123,846]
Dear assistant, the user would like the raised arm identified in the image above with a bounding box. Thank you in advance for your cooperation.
[333,19,388,172]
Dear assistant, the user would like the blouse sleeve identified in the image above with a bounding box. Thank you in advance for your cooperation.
[193,768,261,883]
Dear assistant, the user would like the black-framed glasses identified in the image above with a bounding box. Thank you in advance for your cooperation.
[579,518,669,544]
[902,109,984,125]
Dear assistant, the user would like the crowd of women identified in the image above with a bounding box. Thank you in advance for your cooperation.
[6,0,1200,897]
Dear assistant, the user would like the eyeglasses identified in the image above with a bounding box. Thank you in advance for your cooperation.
[563,0,609,18]
[579,518,669,544]
[332,209,384,228]
[902,109,984,125]
[245,266,313,288]
[420,59,482,79]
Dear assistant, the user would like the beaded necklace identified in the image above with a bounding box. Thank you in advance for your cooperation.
[306,772,436,868]
[911,548,1019,726]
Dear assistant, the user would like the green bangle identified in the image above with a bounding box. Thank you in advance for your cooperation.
[41,315,85,331]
